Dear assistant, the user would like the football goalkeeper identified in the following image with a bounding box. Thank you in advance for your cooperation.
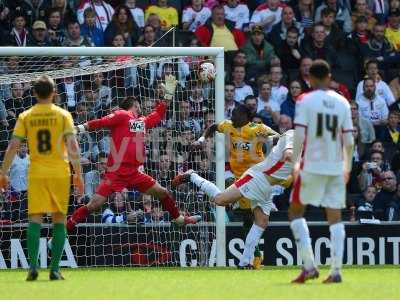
[67,75,200,231]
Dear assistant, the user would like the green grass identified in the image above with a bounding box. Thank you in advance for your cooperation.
[0,266,398,300]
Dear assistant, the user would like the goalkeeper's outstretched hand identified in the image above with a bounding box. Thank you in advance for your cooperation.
[161,74,177,101]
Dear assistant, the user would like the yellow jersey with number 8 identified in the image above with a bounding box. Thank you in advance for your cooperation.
[13,103,75,178]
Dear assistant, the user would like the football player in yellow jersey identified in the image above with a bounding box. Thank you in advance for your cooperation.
[0,75,84,281]
[193,104,279,269]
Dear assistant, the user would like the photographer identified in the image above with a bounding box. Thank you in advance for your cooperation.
[357,150,387,191]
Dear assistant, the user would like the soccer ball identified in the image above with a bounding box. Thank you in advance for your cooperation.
[198,62,216,83]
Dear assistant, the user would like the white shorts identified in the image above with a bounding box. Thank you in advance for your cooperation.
[290,170,346,209]
[234,171,274,215]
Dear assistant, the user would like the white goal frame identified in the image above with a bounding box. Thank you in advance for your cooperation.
[0,46,226,267]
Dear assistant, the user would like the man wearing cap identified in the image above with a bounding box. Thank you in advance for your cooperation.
[242,25,276,77]
[27,20,54,46]
[385,10,400,51]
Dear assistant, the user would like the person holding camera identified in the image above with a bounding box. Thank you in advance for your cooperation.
[357,150,386,191]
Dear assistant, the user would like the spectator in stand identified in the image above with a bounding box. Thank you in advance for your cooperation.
[167,100,201,136]
[360,23,399,64]
[63,19,94,47]
[84,152,108,198]
[391,0,400,12]
[51,0,75,25]
[356,59,396,106]
[269,65,288,107]
[243,95,258,117]
[8,12,29,46]
[256,80,280,126]
[379,111,400,145]
[224,82,238,119]
[388,182,400,220]
[367,0,390,23]
[137,24,156,46]
[315,0,352,33]
[154,153,175,191]
[102,189,143,224]
[276,26,302,72]
[77,0,115,31]
[385,10,400,51]
[188,82,208,127]
[277,114,293,134]
[14,0,50,26]
[241,25,276,80]
[231,65,253,103]
[46,8,66,46]
[389,69,400,104]
[300,23,338,67]
[104,5,140,46]
[91,72,112,116]
[56,76,82,113]
[80,7,104,46]
[351,0,377,31]
[351,101,376,144]
[296,56,313,91]
[250,0,283,34]
[268,6,304,49]
[27,20,54,46]
[355,185,377,219]
[182,0,211,32]
[5,83,32,129]
[373,170,397,219]
[145,0,178,31]
[145,13,166,46]
[223,0,250,31]
[293,0,315,34]
[358,150,386,190]
[329,78,352,100]
[195,5,245,51]
[125,0,145,29]
[357,77,389,134]
[320,7,347,50]
[280,80,303,121]
[350,16,371,61]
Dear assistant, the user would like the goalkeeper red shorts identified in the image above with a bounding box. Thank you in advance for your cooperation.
[95,171,156,197]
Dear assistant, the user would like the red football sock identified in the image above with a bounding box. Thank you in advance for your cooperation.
[67,206,90,232]
[160,194,180,219]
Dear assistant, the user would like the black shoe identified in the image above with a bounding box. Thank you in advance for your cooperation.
[237,264,254,270]
[49,270,65,280]
[26,269,38,281]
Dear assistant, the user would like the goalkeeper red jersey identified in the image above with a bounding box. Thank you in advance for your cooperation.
[87,101,167,175]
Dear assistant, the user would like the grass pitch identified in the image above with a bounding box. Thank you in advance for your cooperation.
[0,266,398,300]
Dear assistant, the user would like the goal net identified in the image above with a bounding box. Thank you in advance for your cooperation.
[0,47,225,269]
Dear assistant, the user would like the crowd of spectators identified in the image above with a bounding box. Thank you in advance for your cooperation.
[0,0,399,224]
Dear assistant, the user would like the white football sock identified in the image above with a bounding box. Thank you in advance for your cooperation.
[239,224,265,267]
[290,218,316,270]
[329,222,345,276]
[190,172,221,199]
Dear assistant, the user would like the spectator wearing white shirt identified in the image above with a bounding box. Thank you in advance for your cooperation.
[356,59,396,106]
[126,0,145,28]
[224,0,250,30]
[269,65,288,107]
[357,77,389,132]
[250,0,283,34]
[182,0,212,32]
[232,65,253,102]
[77,0,115,31]
[85,152,108,198]
[257,81,280,126]
[9,142,29,193]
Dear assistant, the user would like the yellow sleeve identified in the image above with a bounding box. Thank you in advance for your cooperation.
[13,113,27,140]
[217,120,231,133]
[144,5,155,21]
[171,8,178,25]
[257,124,279,136]
[63,112,76,136]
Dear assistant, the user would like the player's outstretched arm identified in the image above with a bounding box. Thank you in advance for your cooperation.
[192,123,218,148]
[0,137,21,190]
[65,134,84,196]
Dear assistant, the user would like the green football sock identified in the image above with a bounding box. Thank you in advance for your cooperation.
[50,223,66,271]
[27,222,41,270]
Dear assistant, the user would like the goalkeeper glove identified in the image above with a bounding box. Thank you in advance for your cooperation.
[161,74,177,100]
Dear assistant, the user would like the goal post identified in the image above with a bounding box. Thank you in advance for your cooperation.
[0,47,226,267]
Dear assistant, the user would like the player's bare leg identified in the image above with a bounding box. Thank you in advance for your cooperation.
[145,182,201,225]
[67,194,107,231]
[288,202,319,283]
[26,214,42,281]
[49,213,66,280]
[323,208,344,283]
[238,207,268,269]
